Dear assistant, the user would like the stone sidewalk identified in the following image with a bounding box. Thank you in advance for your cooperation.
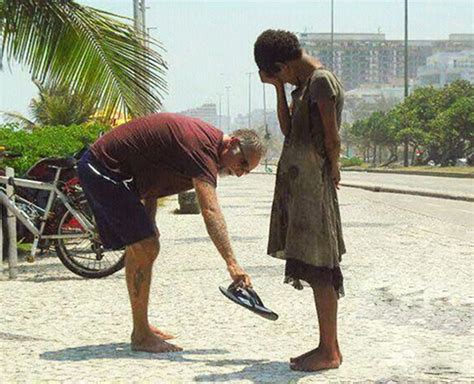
[1,173,473,383]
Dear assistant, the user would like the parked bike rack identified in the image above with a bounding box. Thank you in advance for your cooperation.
[0,167,18,279]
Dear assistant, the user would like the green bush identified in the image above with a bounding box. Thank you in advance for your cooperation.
[0,123,110,174]
[341,156,364,167]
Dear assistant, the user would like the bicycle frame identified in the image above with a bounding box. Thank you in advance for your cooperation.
[0,167,95,259]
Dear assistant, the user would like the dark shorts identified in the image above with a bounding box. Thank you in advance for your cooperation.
[77,150,156,250]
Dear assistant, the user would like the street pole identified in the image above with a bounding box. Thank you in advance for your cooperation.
[133,0,143,34]
[225,86,231,132]
[262,83,272,173]
[217,93,222,129]
[246,72,252,129]
[134,0,148,113]
[403,0,409,167]
[263,83,267,136]
[249,72,252,129]
[141,0,146,33]
[330,0,334,71]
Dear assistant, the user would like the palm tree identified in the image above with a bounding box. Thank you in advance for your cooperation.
[1,0,167,120]
[3,80,97,129]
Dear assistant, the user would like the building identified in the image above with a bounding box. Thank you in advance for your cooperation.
[416,50,474,87]
[179,103,218,127]
[233,109,281,137]
[344,86,406,123]
[299,33,474,90]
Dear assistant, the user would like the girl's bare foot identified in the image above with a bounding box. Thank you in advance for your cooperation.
[149,324,175,340]
[290,344,342,364]
[131,332,182,353]
[290,347,341,372]
[290,348,317,364]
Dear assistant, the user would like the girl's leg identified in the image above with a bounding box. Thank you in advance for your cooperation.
[290,282,341,371]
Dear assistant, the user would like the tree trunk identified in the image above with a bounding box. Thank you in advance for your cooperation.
[372,144,377,166]
[411,145,418,165]
[403,139,409,167]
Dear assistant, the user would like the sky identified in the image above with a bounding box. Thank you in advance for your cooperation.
[1,0,473,121]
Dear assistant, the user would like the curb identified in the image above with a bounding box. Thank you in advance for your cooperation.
[251,171,474,202]
[340,182,474,203]
[341,168,474,179]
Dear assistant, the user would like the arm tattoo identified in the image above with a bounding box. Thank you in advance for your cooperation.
[194,180,236,265]
[205,209,234,263]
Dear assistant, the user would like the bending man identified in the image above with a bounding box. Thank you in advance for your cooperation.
[77,113,265,353]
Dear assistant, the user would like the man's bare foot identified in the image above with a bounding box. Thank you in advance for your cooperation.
[149,324,175,340]
[131,332,182,353]
[290,347,341,372]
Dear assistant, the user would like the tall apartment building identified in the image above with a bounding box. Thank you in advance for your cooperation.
[416,50,474,87]
[299,33,474,90]
[179,103,218,127]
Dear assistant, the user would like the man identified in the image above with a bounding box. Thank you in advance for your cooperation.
[254,30,346,371]
[77,113,265,353]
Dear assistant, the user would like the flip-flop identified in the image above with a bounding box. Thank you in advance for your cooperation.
[219,283,279,321]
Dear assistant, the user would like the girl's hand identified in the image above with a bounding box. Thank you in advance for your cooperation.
[259,70,282,87]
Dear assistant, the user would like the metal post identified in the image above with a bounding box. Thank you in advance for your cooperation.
[263,83,267,135]
[225,86,231,132]
[133,0,142,33]
[330,0,334,71]
[6,167,17,279]
[141,0,146,34]
[218,93,222,129]
[263,83,272,173]
[246,72,252,129]
[0,203,3,276]
[403,0,409,167]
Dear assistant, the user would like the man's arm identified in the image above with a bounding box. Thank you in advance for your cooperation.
[192,178,251,286]
[317,98,342,188]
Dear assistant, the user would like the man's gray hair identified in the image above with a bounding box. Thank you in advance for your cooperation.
[231,129,267,159]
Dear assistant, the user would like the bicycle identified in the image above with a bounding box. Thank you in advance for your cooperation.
[0,149,125,278]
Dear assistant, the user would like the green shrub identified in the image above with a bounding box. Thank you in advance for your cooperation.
[341,156,364,167]
[0,123,110,174]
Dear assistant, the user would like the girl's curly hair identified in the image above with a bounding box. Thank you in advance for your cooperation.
[254,30,302,74]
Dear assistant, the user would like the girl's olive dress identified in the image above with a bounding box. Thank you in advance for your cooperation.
[267,69,346,297]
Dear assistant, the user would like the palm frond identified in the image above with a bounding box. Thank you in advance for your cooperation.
[1,0,167,120]
[1,110,37,129]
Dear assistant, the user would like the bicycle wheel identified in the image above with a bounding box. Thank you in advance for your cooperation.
[54,198,125,278]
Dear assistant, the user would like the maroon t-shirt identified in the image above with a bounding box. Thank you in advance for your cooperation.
[90,113,223,199]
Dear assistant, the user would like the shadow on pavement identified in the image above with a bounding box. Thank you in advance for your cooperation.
[171,236,261,245]
[0,331,53,342]
[2,259,125,282]
[194,360,310,383]
[343,221,395,228]
[40,343,230,363]
[20,275,86,283]
[41,344,315,382]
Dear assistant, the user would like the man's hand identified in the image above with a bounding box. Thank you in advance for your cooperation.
[259,70,282,87]
[331,163,341,189]
[227,261,252,288]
